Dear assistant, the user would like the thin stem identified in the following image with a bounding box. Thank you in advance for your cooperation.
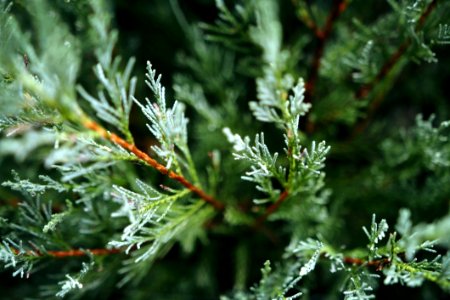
[343,256,391,271]
[255,190,289,227]
[12,247,122,258]
[48,248,122,257]
[344,256,450,288]
[82,118,225,211]
[171,150,184,177]
[397,261,450,289]
[183,147,201,186]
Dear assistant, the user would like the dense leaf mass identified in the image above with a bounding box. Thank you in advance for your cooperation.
[0,0,449,299]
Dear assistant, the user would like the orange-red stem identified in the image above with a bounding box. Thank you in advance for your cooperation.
[47,248,122,257]
[12,247,122,258]
[343,256,391,271]
[255,190,289,226]
[82,119,225,211]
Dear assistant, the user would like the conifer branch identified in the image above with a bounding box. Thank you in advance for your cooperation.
[355,0,437,100]
[82,118,225,211]
[1,1,449,296]
[305,0,348,102]
[306,0,437,135]
[352,0,438,136]
[356,0,437,100]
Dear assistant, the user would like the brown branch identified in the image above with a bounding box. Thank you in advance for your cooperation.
[47,248,122,257]
[305,0,348,103]
[13,247,123,258]
[255,190,289,227]
[343,256,391,271]
[82,119,225,211]
[417,0,438,28]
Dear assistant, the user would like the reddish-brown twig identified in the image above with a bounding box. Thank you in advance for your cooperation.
[12,247,123,258]
[255,190,289,227]
[343,256,391,271]
[82,119,225,211]
[47,248,122,257]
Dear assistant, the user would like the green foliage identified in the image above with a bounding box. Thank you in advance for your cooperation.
[135,62,191,174]
[56,261,94,298]
[0,0,449,299]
